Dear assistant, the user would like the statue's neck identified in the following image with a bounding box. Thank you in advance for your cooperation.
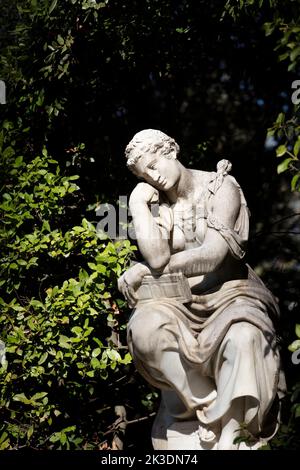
[166,165,193,204]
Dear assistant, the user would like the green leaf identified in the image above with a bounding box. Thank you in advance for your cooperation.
[0,432,8,445]
[294,405,300,418]
[264,22,275,36]
[288,339,300,352]
[13,393,32,405]
[38,352,48,365]
[293,139,300,157]
[50,432,60,443]
[31,392,48,401]
[42,220,51,232]
[93,337,104,348]
[59,335,72,349]
[295,324,300,339]
[91,357,100,369]
[27,426,34,439]
[3,146,15,158]
[14,156,23,167]
[92,348,101,358]
[276,113,285,125]
[0,433,10,450]
[277,158,292,174]
[121,352,132,365]
[291,174,300,191]
[107,349,121,362]
[71,326,82,336]
[57,35,64,46]
[49,0,58,14]
[276,145,287,157]
[290,46,300,63]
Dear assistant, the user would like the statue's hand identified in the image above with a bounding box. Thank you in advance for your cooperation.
[118,263,149,308]
[129,182,159,206]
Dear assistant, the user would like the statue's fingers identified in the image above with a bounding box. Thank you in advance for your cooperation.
[123,285,131,302]
[126,286,137,307]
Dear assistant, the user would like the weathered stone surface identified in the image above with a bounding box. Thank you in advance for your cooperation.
[118,129,285,450]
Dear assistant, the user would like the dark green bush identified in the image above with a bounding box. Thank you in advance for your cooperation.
[0,121,140,449]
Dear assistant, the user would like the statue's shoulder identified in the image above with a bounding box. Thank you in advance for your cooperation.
[209,160,247,211]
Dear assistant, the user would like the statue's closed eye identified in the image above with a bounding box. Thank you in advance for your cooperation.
[147,160,157,170]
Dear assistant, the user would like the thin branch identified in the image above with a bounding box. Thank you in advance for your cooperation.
[126,412,156,425]
[251,230,300,240]
[251,212,300,239]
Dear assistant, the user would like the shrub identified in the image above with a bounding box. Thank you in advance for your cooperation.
[0,121,139,449]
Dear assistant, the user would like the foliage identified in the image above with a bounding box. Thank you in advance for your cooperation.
[224,0,300,449]
[0,120,143,449]
[224,0,300,186]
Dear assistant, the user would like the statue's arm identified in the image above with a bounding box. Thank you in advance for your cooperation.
[167,178,241,277]
[129,182,171,271]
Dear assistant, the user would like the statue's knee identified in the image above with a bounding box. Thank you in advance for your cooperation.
[128,308,171,358]
[225,322,260,351]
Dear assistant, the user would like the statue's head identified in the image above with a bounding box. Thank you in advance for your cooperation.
[125,129,181,191]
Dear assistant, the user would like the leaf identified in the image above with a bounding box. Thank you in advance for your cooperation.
[49,0,58,14]
[121,352,132,365]
[295,324,300,339]
[107,349,121,362]
[71,326,82,336]
[93,337,104,348]
[87,262,97,270]
[291,174,300,191]
[92,348,101,358]
[42,220,51,232]
[279,52,289,62]
[294,139,300,157]
[38,352,48,365]
[264,22,275,37]
[27,426,34,439]
[14,156,23,167]
[59,335,72,349]
[294,405,300,418]
[277,158,292,174]
[31,392,48,401]
[290,46,300,63]
[91,357,100,369]
[50,433,61,443]
[57,35,64,46]
[0,432,8,444]
[276,113,285,124]
[276,145,287,157]
[13,393,32,405]
[0,433,10,450]
[3,146,15,158]
[288,339,300,352]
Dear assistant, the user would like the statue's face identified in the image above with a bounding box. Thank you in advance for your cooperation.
[130,151,181,191]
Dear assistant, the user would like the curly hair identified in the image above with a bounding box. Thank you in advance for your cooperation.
[125,129,180,169]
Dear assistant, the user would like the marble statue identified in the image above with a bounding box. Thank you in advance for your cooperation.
[118,129,285,450]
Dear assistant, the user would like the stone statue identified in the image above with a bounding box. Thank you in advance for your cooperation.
[118,129,285,450]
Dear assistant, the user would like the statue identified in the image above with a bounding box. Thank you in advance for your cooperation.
[118,129,285,450]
